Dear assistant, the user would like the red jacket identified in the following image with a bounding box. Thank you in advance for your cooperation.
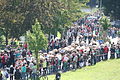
[104,47,109,53]
[2,56,5,64]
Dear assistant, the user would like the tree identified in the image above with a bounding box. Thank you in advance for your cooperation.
[0,0,63,40]
[0,0,25,45]
[0,0,90,44]
[103,0,120,20]
[100,16,111,30]
[26,19,48,69]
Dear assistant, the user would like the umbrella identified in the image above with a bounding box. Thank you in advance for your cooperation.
[59,49,66,53]
[48,54,54,58]
[56,54,62,60]
[71,43,75,47]
[58,48,61,51]
[68,47,74,51]
[39,50,43,53]
[81,41,85,44]
[76,46,81,50]
[80,46,85,49]
[53,49,58,52]
[64,47,69,51]
[0,50,4,53]
[43,53,47,55]
[49,51,54,54]
[55,37,60,41]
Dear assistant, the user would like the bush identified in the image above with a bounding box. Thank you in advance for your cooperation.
[100,16,111,30]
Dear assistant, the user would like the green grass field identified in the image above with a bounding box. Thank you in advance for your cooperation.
[48,59,120,80]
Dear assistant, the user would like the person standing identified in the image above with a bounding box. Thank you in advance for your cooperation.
[2,69,9,80]
[100,46,104,61]
[1,54,5,68]
[14,69,21,80]
[21,64,27,80]
[10,65,14,80]
[104,46,109,60]
[110,46,115,59]
[115,46,120,58]
[73,54,78,70]
[31,63,37,80]
[23,42,28,50]
[55,72,61,80]
[43,59,47,75]
[10,50,15,66]
[91,51,96,65]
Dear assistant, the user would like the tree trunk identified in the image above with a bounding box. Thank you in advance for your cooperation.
[35,49,39,80]
[5,31,8,45]
[67,0,71,10]
[35,50,39,70]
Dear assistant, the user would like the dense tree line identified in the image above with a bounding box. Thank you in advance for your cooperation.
[103,0,120,20]
[0,0,89,45]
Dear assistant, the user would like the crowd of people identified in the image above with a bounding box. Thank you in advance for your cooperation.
[0,11,120,80]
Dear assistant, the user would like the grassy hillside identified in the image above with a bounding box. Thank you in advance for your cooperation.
[48,59,120,80]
